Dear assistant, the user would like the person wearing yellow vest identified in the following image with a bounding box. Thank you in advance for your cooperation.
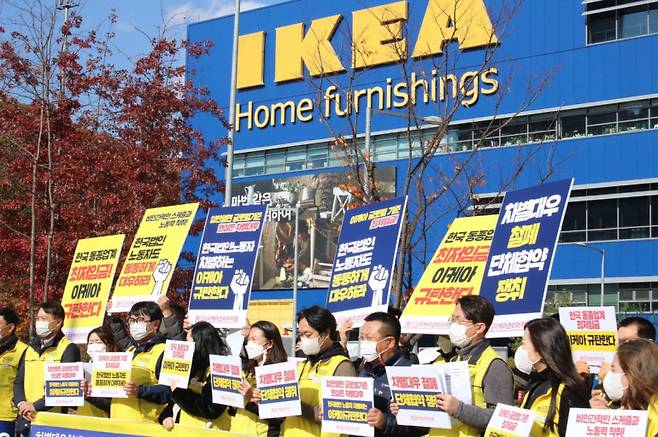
[77,326,119,418]
[12,302,80,437]
[590,339,658,436]
[159,321,232,431]
[397,295,514,437]
[0,307,28,436]
[516,318,589,436]
[281,305,356,437]
[231,320,289,437]
[109,301,170,422]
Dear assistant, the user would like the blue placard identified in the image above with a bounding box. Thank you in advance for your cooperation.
[479,179,573,337]
[326,196,407,326]
[188,205,267,328]
[0,421,14,437]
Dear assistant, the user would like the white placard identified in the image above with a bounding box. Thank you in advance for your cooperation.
[255,361,301,419]
[484,404,536,437]
[321,376,374,437]
[566,408,648,437]
[91,352,132,398]
[559,306,618,371]
[44,362,84,407]
[158,340,195,389]
[209,354,244,408]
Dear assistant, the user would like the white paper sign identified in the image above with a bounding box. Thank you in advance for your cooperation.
[44,362,84,407]
[440,361,472,406]
[484,404,536,437]
[255,361,301,419]
[566,408,648,437]
[321,376,374,437]
[559,306,618,371]
[91,352,132,398]
[158,340,195,389]
[386,365,451,429]
[209,354,244,408]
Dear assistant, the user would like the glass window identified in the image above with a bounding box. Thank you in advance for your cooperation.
[650,99,658,128]
[501,118,528,147]
[619,101,649,132]
[328,145,343,167]
[619,197,649,227]
[265,151,285,173]
[560,111,586,138]
[563,202,586,231]
[588,12,616,43]
[650,5,658,33]
[286,146,306,171]
[559,231,586,243]
[588,199,617,229]
[244,153,265,176]
[588,229,618,241]
[618,6,648,39]
[307,144,328,169]
[653,196,658,225]
[474,122,500,148]
[233,155,246,178]
[588,105,617,135]
[529,113,557,142]
[374,135,398,162]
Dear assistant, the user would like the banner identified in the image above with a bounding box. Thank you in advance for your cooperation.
[111,203,199,313]
[326,196,407,327]
[91,352,132,398]
[400,216,497,334]
[188,205,266,328]
[386,365,450,429]
[559,306,617,371]
[321,376,374,437]
[566,408,648,437]
[255,361,301,419]
[158,340,194,389]
[480,179,573,337]
[484,404,536,437]
[209,355,244,408]
[62,235,125,343]
[31,412,247,436]
[44,363,84,407]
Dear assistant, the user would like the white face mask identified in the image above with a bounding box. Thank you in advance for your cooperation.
[245,341,266,360]
[35,321,53,338]
[300,336,322,356]
[514,345,540,375]
[360,340,380,362]
[130,322,149,341]
[603,371,626,401]
[87,343,107,355]
[448,323,473,348]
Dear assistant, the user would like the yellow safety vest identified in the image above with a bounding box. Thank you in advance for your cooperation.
[230,372,271,437]
[0,338,27,420]
[110,342,166,422]
[429,345,503,437]
[75,400,108,418]
[280,354,350,437]
[23,336,72,408]
[520,382,565,437]
[178,370,231,430]
[645,395,657,437]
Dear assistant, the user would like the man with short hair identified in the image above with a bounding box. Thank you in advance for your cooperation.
[430,295,514,436]
[356,311,427,437]
[13,302,80,436]
[618,316,656,343]
[0,308,27,435]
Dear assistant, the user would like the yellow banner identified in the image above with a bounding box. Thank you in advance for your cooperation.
[400,215,497,334]
[62,234,125,343]
[567,330,617,352]
[32,411,248,436]
[112,203,199,312]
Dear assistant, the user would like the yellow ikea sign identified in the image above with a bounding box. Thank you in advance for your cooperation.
[236,0,498,89]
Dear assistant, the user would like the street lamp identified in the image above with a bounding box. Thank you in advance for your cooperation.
[575,242,605,307]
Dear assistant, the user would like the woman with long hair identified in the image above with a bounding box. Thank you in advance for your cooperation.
[281,305,356,437]
[78,326,118,418]
[515,317,589,436]
[159,321,232,431]
[590,339,658,436]
[230,320,289,437]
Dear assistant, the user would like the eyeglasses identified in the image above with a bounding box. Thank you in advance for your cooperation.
[448,316,473,325]
[128,317,151,324]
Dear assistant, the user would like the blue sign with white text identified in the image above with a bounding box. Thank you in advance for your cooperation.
[479,179,573,337]
[326,196,407,326]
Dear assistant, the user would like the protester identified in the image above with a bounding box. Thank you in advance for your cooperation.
[13,302,80,436]
[590,339,658,436]
[159,321,232,430]
[109,301,169,421]
[157,295,186,341]
[356,311,427,437]
[78,326,118,418]
[0,308,27,429]
[280,306,356,436]
[516,317,589,436]
[230,320,289,436]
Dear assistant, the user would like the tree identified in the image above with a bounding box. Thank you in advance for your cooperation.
[0,0,225,331]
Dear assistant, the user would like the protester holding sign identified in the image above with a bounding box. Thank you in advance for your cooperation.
[356,311,427,437]
[159,321,232,431]
[428,295,514,437]
[109,301,169,422]
[12,302,81,437]
[516,318,589,436]
[281,306,355,437]
[77,326,118,417]
[231,320,289,436]
[590,339,658,436]
[0,308,27,435]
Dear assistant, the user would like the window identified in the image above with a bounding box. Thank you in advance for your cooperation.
[588,11,616,43]
[265,151,285,174]
[588,105,617,135]
[619,196,650,238]
[560,202,586,242]
[618,284,655,312]
[285,146,306,171]
[374,135,398,162]
[618,101,649,132]
[618,6,648,38]
[528,113,557,142]
[307,145,328,169]
[588,199,617,240]
[500,118,528,147]
[560,110,586,138]
[587,1,658,44]
[244,154,265,176]
[650,4,658,32]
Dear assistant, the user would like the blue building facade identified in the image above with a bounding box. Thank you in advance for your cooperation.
[187,0,658,322]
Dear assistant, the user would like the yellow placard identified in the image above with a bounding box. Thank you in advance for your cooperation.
[484,428,519,437]
[62,234,125,343]
[567,330,617,352]
[400,215,497,333]
[111,203,199,312]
